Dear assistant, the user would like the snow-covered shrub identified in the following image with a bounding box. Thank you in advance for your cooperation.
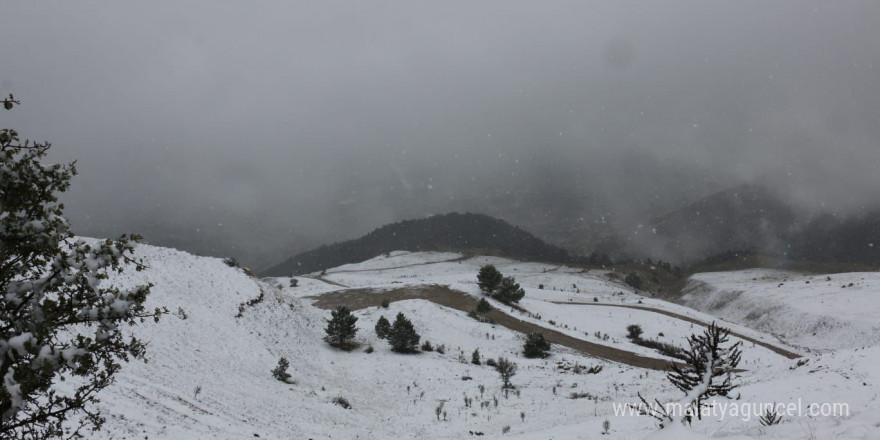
[271,357,293,383]
[759,405,783,426]
[332,396,351,409]
[636,322,743,427]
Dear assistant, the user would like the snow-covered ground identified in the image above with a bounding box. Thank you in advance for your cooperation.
[682,269,880,351]
[78,246,880,439]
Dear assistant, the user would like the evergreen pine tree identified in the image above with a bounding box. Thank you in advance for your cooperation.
[324,306,358,349]
[496,276,525,304]
[477,265,503,295]
[388,312,420,353]
[667,322,742,423]
[523,332,551,358]
[0,95,165,438]
[475,297,493,314]
[374,315,391,339]
[471,348,481,365]
[626,324,644,340]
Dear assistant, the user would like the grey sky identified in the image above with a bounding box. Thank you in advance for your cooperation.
[2,1,878,267]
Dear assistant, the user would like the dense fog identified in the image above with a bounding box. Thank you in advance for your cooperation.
[2,1,878,268]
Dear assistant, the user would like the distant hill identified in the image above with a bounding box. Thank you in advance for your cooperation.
[634,183,880,267]
[261,212,571,276]
[787,210,880,266]
[633,184,797,263]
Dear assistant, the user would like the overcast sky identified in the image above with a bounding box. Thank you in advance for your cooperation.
[2,1,878,267]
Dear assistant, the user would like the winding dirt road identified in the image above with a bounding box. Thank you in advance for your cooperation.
[308,284,682,370]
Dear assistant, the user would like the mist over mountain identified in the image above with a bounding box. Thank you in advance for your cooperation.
[3,1,878,269]
[627,183,880,266]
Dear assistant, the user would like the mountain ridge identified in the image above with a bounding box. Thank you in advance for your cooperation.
[261,212,571,276]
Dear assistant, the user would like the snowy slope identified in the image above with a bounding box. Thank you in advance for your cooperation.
[682,269,880,351]
[78,246,880,439]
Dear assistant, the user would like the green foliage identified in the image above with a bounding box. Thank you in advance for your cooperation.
[496,276,525,304]
[388,312,420,353]
[0,96,165,438]
[495,357,518,389]
[477,264,503,295]
[374,315,391,339]
[523,332,551,358]
[624,273,643,290]
[626,324,644,340]
[471,348,481,365]
[324,306,358,348]
[272,357,293,383]
[475,297,493,314]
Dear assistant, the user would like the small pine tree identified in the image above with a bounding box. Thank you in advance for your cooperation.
[421,340,434,352]
[496,276,525,304]
[496,357,518,389]
[759,405,783,426]
[475,297,493,314]
[667,322,742,423]
[375,315,391,339]
[471,348,481,365]
[477,264,503,295]
[626,324,644,340]
[272,357,293,383]
[324,306,358,349]
[388,312,420,353]
[523,332,552,358]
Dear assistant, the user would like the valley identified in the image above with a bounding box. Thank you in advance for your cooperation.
[79,244,879,439]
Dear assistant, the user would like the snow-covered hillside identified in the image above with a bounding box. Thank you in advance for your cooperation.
[682,270,880,351]
[82,246,880,439]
